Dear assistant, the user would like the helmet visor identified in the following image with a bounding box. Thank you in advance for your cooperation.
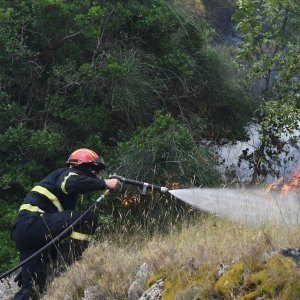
[91,156,106,171]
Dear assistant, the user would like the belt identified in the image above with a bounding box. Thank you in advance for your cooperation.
[19,203,45,213]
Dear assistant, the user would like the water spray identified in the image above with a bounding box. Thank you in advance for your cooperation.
[110,175,300,226]
[169,187,300,226]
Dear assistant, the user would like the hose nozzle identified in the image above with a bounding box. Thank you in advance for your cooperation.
[160,186,169,194]
[110,174,169,195]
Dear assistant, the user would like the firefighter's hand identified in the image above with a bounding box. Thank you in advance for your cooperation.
[104,179,121,190]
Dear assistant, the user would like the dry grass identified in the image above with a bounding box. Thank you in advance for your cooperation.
[43,215,300,300]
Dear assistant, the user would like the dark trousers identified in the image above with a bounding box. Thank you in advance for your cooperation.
[12,210,98,300]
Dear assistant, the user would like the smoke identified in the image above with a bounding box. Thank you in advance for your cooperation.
[170,187,300,226]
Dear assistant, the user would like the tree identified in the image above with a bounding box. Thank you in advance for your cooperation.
[0,0,253,195]
[233,0,300,179]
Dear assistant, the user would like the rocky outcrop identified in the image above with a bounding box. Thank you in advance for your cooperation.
[139,279,164,300]
[140,248,300,300]
[280,248,300,266]
[128,263,153,300]
[3,248,300,299]
[82,285,102,300]
[0,274,19,300]
[127,263,164,300]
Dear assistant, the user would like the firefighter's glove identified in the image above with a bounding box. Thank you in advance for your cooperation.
[14,269,22,287]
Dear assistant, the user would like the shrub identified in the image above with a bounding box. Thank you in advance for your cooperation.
[113,112,220,187]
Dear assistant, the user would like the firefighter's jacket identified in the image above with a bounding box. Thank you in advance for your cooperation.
[19,167,106,214]
[12,168,105,300]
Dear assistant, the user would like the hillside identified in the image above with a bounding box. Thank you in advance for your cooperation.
[1,0,299,299]
[43,215,300,299]
[0,0,253,277]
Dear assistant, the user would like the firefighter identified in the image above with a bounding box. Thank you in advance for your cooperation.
[12,148,121,300]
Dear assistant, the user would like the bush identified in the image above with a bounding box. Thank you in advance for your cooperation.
[112,112,220,187]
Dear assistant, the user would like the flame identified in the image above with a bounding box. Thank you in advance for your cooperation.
[122,198,129,206]
[121,182,182,206]
[267,171,300,195]
[121,194,140,206]
[168,182,182,189]
[266,177,283,192]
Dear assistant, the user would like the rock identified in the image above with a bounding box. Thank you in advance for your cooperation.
[0,274,19,300]
[261,248,300,266]
[139,279,164,300]
[280,248,300,266]
[82,285,101,300]
[128,263,153,300]
[216,263,230,279]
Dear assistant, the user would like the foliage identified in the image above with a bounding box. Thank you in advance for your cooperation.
[0,0,252,196]
[0,0,253,272]
[113,112,220,187]
[214,261,244,297]
[0,201,19,273]
[0,231,19,274]
[234,0,300,98]
[233,0,300,179]
[258,100,300,177]
[95,110,218,238]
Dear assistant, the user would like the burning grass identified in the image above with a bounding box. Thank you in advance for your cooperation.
[43,214,300,299]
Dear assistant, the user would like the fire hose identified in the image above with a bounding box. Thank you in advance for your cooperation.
[0,176,168,281]
[110,174,169,195]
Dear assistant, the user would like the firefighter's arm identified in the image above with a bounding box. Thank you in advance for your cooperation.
[59,173,120,194]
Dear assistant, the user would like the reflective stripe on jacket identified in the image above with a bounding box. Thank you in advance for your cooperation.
[20,168,106,213]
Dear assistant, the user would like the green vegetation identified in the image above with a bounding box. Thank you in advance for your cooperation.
[214,261,244,297]
[114,111,220,186]
[1,0,298,285]
[0,0,254,273]
[233,0,300,179]
[0,201,19,273]
[243,255,300,299]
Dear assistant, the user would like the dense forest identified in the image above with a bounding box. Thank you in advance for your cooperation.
[0,0,299,274]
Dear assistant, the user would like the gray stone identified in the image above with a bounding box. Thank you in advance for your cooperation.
[261,248,300,266]
[0,275,19,300]
[139,279,164,300]
[82,285,101,300]
[280,248,300,266]
[128,263,153,300]
[216,263,230,279]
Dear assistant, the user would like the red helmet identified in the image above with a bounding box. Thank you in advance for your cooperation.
[66,148,106,170]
